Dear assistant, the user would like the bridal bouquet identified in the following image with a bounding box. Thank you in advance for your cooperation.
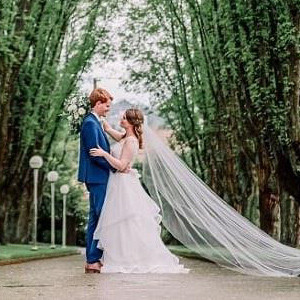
[63,91,90,134]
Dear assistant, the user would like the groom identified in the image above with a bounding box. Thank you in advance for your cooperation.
[78,88,115,274]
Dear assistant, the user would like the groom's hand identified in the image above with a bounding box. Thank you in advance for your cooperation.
[89,146,105,157]
[119,166,131,174]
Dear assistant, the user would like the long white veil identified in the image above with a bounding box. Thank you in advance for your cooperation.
[142,123,300,277]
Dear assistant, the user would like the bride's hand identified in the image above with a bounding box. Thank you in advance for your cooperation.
[102,120,111,132]
[89,146,106,157]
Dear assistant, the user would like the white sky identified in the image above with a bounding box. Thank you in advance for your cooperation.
[80,4,151,106]
[81,59,150,106]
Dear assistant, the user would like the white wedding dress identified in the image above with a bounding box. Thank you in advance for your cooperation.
[93,137,189,273]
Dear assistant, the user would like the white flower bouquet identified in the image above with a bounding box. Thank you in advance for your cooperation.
[62,91,90,134]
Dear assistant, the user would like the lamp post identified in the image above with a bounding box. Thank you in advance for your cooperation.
[60,184,70,248]
[29,156,43,251]
[47,171,59,249]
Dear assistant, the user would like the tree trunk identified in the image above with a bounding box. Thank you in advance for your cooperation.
[294,202,300,247]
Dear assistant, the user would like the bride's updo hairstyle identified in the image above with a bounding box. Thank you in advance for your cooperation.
[125,108,144,149]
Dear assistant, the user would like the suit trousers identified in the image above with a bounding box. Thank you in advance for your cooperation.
[85,183,108,264]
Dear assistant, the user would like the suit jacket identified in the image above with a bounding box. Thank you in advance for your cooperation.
[78,113,113,184]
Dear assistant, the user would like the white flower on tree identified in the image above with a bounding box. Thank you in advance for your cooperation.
[63,91,89,134]
[78,108,86,115]
[68,104,77,112]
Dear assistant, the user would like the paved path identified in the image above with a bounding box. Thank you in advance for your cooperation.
[0,254,300,300]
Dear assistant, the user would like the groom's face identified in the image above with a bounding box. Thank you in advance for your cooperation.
[95,99,111,117]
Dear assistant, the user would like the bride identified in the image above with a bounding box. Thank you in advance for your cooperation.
[89,108,189,273]
[90,108,300,277]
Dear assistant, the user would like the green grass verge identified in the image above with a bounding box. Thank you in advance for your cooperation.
[0,243,80,265]
[168,245,203,259]
[168,245,232,263]
[168,244,300,265]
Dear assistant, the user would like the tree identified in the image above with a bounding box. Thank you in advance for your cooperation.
[118,0,300,244]
[0,0,118,244]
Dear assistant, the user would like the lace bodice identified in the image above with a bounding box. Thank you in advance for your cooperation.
[111,136,139,169]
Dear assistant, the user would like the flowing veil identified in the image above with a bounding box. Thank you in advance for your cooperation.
[142,123,300,277]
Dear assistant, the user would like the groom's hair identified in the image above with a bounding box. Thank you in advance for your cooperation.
[89,88,113,107]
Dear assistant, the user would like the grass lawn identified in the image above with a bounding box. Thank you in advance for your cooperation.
[168,245,239,263]
[168,245,204,259]
[168,244,300,267]
[0,243,80,265]
[168,245,221,264]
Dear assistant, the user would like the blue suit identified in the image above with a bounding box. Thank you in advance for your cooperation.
[78,113,113,264]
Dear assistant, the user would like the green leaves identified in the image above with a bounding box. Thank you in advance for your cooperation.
[0,0,120,243]
[117,0,300,234]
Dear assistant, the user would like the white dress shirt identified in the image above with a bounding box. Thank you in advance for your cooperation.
[91,111,101,122]
[91,111,103,130]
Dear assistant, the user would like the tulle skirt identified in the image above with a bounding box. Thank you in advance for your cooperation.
[93,169,189,273]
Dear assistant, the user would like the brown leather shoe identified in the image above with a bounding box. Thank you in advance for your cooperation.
[85,262,101,274]
[85,267,100,274]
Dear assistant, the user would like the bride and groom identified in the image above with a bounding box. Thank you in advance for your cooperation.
[78,87,188,274]
[77,87,300,277]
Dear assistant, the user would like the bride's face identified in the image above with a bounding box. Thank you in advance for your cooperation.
[120,113,131,129]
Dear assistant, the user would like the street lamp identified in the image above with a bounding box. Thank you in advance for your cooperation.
[47,171,59,249]
[60,184,70,248]
[29,155,43,251]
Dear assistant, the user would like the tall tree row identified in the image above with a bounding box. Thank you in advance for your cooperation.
[120,0,300,245]
[0,0,117,244]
